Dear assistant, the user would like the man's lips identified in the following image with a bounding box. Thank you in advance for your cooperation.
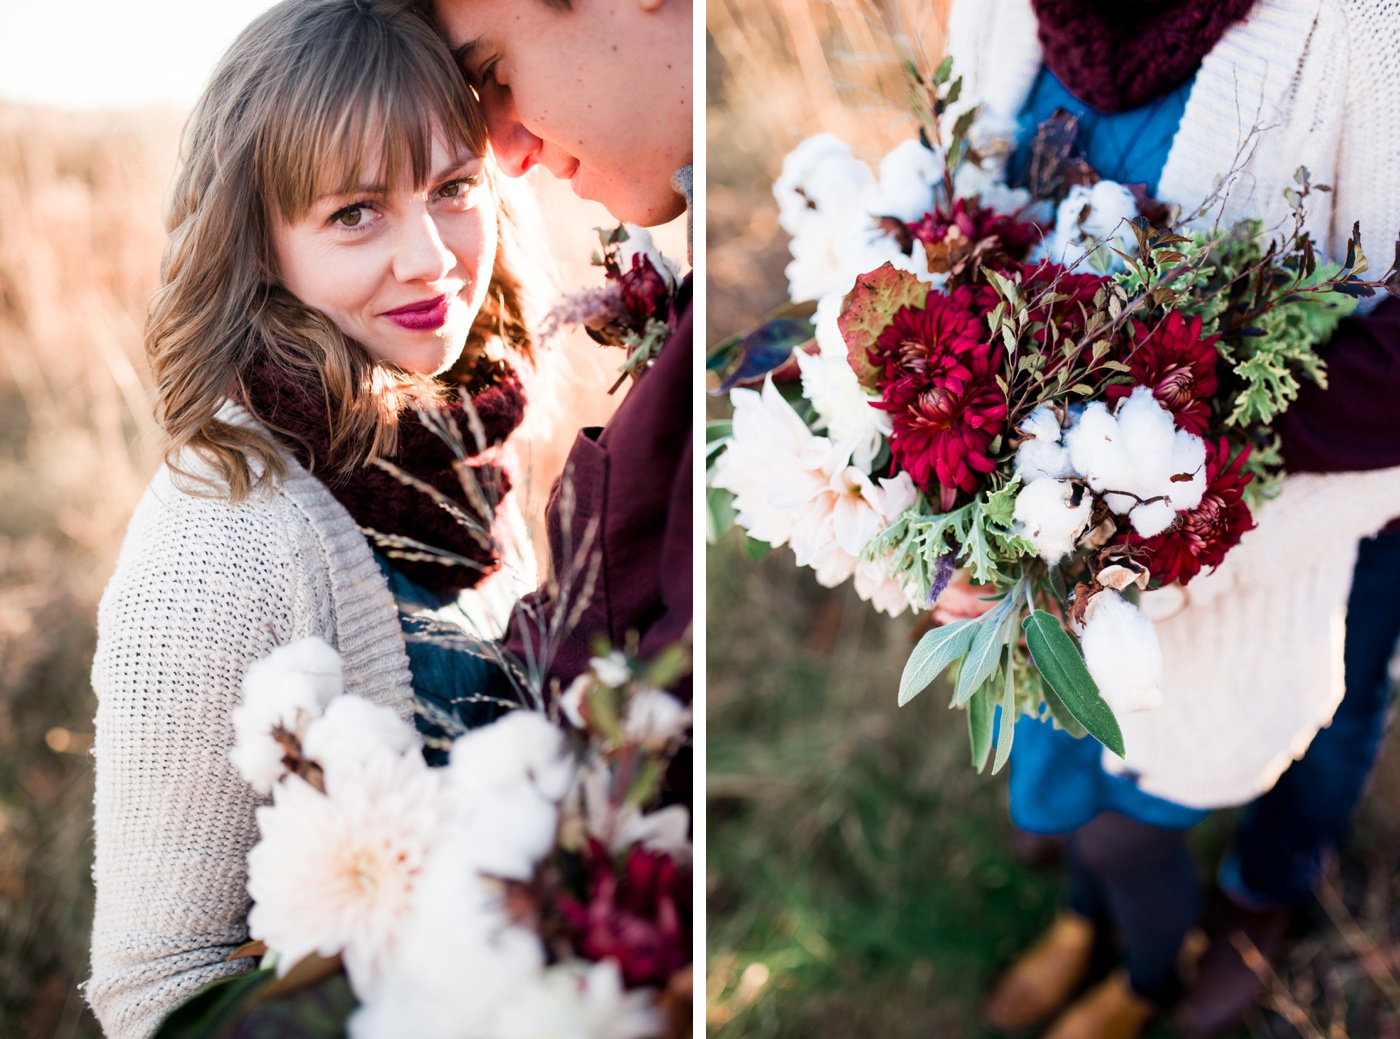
[382,294,450,331]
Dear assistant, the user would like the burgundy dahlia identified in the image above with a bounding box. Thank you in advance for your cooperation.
[868,286,1007,507]
[1107,309,1220,435]
[1127,438,1255,586]
[908,198,1040,274]
[557,840,692,989]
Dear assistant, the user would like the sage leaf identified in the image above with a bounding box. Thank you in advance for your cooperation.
[898,618,977,706]
[967,681,995,772]
[1022,610,1125,757]
[953,600,1015,707]
[1040,680,1088,739]
[991,647,1017,774]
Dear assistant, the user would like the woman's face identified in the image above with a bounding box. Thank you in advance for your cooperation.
[272,133,497,376]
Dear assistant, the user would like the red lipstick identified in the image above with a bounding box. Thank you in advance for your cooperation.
[383,294,449,331]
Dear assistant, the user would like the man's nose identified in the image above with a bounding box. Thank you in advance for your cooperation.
[481,87,542,178]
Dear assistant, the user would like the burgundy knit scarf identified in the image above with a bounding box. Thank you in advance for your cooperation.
[1031,0,1258,113]
[242,355,526,597]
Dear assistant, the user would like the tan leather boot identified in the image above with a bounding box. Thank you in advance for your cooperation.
[1043,969,1156,1039]
[982,911,1097,1033]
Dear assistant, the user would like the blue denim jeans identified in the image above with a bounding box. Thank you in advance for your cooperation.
[1221,530,1400,907]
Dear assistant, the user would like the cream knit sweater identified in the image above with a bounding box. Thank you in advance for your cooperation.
[86,405,415,1039]
[948,0,1400,806]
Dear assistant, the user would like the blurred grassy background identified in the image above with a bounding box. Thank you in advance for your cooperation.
[704,3,1400,1037]
[0,96,683,1036]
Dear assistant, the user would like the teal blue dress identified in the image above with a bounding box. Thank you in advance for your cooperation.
[375,553,517,767]
[1005,67,1210,834]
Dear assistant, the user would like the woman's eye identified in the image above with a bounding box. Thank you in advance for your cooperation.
[437,177,482,202]
[330,204,371,228]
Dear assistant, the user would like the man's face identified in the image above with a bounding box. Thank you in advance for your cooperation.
[435,0,692,227]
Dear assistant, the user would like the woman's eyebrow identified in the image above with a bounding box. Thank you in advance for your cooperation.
[313,182,388,203]
[435,155,483,179]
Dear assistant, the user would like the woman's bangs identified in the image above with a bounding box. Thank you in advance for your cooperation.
[266,29,484,220]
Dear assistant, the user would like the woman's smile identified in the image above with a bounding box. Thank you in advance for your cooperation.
[380,293,452,332]
[272,135,497,376]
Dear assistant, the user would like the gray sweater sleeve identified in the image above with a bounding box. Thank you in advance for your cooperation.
[85,480,329,1038]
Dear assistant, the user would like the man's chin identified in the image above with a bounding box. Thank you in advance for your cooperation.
[589,186,687,228]
[561,165,684,226]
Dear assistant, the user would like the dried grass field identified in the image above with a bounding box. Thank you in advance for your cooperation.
[0,99,681,1036]
[704,3,1400,1037]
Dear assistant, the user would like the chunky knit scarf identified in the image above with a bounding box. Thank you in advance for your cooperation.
[242,355,526,597]
[1031,0,1258,113]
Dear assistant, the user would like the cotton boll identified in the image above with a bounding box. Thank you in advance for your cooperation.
[1015,406,1075,483]
[447,710,574,805]
[952,157,1031,212]
[613,804,693,862]
[866,139,943,222]
[451,783,560,880]
[301,696,418,778]
[1114,388,1207,515]
[1079,590,1163,714]
[1079,181,1141,248]
[230,637,346,793]
[773,135,874,237]
[1065,402,1134,510]
[624,689,692,748]
[589,650,632,688]
[1128,499,1179,538]
[1013,478,1093,564]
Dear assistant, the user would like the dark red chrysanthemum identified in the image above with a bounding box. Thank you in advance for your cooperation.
[1018,259,1115,350]
[556,840,692,988]
[908,198,1040,272]
[867,285,1007,506]
[1126,438,1255,586]
[1106,309,1220,435]
[614,255,673,327]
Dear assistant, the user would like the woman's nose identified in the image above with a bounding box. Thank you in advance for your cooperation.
[393,210,456,284]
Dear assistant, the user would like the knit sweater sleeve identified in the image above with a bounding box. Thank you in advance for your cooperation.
[86,474,333,1039]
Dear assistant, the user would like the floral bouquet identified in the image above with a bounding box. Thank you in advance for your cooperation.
[707,57,1400,771]
[543,224,686,392]
[154,637,693,1039]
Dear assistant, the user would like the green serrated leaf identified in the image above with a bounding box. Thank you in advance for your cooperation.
[1021,611,1125,757]
[899,619,978,705]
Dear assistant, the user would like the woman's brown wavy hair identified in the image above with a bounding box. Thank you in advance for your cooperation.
[148,0,535,500]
